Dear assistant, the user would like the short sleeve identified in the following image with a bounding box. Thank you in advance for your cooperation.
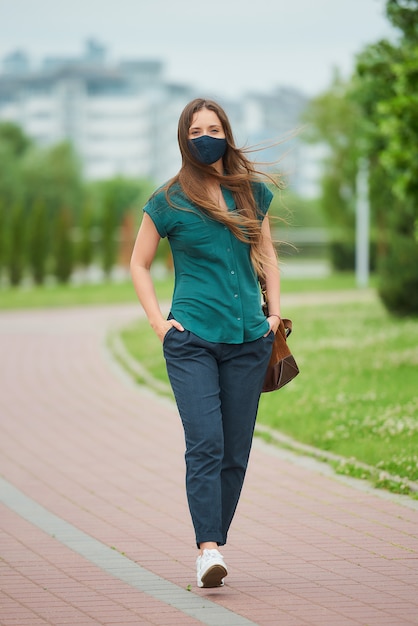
[251,181,273,218]
[143,192,168,238]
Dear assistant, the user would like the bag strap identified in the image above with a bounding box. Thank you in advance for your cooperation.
[282,318,292,338]
[259,277,268,308]
[260,277,292,338]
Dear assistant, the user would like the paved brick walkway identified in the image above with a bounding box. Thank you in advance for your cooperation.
[1,302,417,626]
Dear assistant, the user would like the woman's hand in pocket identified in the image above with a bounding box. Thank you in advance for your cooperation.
[155,319,185,343]
[264,315,280,336]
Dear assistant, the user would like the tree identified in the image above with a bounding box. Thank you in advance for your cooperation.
[101,198,117,279]
[0,122,31,157]
[22,141,83,218]
[6,204,26,286]
[304,0,418,303]
[52,208,74,284]
[94,176,146,224]
[28,199,49,285]
[0,123,30,211]
[386,0,418,38]
[92,176,153,278]
[77,200,95,273]
[0,199,5,280]
[353,0,418,314]
[302,73,363,269]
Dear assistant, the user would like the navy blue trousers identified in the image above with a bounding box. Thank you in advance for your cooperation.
[163,327,274,547]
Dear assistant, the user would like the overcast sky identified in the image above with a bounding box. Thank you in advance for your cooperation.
[0,0,396,98]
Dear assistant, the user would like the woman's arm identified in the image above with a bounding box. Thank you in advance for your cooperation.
[261,216,281,333]
[130,213,184,342]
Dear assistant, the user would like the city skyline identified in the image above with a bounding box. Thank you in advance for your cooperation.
[1,0,396,99]
[0,52,315,191]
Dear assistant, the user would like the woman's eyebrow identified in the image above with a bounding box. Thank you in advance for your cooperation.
[190,123,221,130]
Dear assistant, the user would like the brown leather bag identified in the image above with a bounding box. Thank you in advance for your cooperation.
[260,280,299,392]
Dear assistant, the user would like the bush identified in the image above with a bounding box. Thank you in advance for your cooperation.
[329,238,377,272]
[378,233,418,316]
[329,240,355,271]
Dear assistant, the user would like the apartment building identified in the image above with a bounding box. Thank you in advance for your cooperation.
[0,42,193,182]
[0,42,318,194]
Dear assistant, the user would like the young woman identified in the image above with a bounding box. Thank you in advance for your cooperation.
[130,98,281,588]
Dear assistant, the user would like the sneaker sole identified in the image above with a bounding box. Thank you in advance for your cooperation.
[200,564,227,588]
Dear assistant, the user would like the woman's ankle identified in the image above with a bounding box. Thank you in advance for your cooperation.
[199,541,218,554]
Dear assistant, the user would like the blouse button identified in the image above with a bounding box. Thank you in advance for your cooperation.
[230,270,235,275]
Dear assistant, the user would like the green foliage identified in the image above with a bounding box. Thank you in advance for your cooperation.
[0,118,157,285]
[378,232,418,314]
[269,189,325,227]
[352,0,418,315]
[0,125,32,284]
[0,135,83,287]
[52,208,74,284]
[101,199,117,278]
[302,73,361,231]
[0,199,5,277]
[378,47,418,201]
[0,135,26,209]
[78,201,95,269]
[7,204,26,286]
[91,176,154,278]
[386,0,418,38]
[301,74,363,270]
[0,122,31,211]
[21,141,84,218]
[27,199,49,285]
[91,175,153,225]
[0,122,32,157]
[303,0,418,312]
[354,39,399,151]
[328,240,355,271]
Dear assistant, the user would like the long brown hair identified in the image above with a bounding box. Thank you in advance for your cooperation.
[163,98,283,277]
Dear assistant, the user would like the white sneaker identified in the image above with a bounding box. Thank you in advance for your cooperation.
[196,549,228,588]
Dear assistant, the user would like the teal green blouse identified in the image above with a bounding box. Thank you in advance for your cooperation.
[144,181,273,344]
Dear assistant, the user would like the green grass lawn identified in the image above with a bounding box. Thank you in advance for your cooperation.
[0,277,171,309]
[0,271,365,310]
[117,286,418,498]
[257,297,418,494]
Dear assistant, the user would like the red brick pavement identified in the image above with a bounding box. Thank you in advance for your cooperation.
[0,304,418,626]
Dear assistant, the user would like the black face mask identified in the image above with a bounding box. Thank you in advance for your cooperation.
[188,135,227,165]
